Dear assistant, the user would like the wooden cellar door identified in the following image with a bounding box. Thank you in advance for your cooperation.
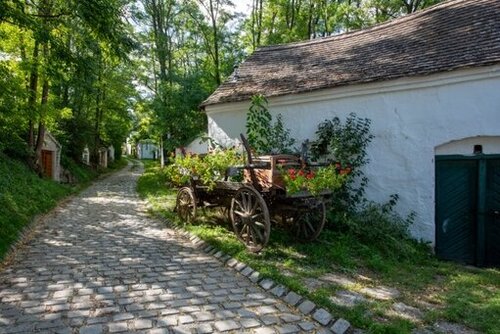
[436,155,500,267]
[41,150,53,179]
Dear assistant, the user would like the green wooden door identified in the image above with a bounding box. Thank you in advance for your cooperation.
[436,156,500,267]
[435,159,477,264]
[485,159,500,266]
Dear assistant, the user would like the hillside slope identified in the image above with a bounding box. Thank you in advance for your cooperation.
[0,154,72,259]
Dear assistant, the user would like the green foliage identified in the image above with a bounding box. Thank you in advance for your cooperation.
[138,155,500,334]
[60,155,98,184]
[329,195,422,261]
[281,165,347,196]
[269,114,296,154]
[165,148,243,189]
[246,94,272,153]
[0,154,71,260]
[243,0,444,50]
[311,113,374,211]
[132,0,244,153]
[246,94,295,154]
[0,0,136,171]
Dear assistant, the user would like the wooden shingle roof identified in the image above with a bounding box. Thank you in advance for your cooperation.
[201,0,500,108]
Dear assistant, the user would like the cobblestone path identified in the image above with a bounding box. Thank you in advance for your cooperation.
[0,163,329,334]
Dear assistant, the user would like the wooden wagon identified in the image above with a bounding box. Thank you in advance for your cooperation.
[175,135,330,252]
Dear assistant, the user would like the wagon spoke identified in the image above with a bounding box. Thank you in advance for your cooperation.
[244,224,251,244]
[233,210,246,217]
[233,200,244,211]
[247,226,258,245]
[242,192,249,210]
[251,213,263,220]
[250,199,259,214]
[305,220,315,235]
[253,221,266,228]
[251,223,264,242]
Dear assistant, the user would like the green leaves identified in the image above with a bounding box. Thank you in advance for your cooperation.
[243,0,444,50]
[246,94,295,155]
[165,148,243,189]
[310,113,374,211]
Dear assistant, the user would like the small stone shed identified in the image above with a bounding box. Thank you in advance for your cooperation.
[200,0,500,266]
[41,131,62,182]
[98,147,108,168]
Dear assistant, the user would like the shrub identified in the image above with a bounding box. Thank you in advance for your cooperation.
[310,113,374,212]
[246,94,295,154]
[329,195,423,260]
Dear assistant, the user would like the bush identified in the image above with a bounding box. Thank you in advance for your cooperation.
[329,195,424,260]
[311,113,374,212]
[0,154,72,259]
[246,94,295,154]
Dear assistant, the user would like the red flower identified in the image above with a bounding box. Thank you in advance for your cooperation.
[306,171,315,179]
[298,169,305,176]
[340,167,352,175]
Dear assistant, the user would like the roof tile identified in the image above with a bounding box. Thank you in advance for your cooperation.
[202,0,500,107]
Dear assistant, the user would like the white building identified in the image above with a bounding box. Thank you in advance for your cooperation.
[41,131,62,182]
[136,140,158,160]
[200,0,500,266]
[82,146,90,165]
[108,145,115,163]
[175,137,209,156]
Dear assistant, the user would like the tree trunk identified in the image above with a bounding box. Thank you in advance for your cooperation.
[33,41,50,176]
[209,0,221,85]
[160,136,165,168]
[27,40,40,149]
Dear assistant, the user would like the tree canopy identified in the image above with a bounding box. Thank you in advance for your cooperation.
[0,0,442,172]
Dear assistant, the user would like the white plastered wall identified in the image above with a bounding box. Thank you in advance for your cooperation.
[435,136,500,155]
[175,138,209,156]
[205,65,500,244]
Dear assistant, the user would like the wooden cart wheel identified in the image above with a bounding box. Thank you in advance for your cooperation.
[176,187,197,223]
[230,186,271,252]
[293,198,326,242]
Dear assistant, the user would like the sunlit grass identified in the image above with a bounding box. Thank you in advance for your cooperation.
[138,159,500,334]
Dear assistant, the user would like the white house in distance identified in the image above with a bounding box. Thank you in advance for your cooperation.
[108,145,115,163]
[136,139,158,160]
[201,0,500,266]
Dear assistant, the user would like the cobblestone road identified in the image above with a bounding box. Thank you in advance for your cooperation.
[0,163,330,333]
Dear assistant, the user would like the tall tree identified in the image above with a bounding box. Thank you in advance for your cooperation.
[0,0,136,170]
